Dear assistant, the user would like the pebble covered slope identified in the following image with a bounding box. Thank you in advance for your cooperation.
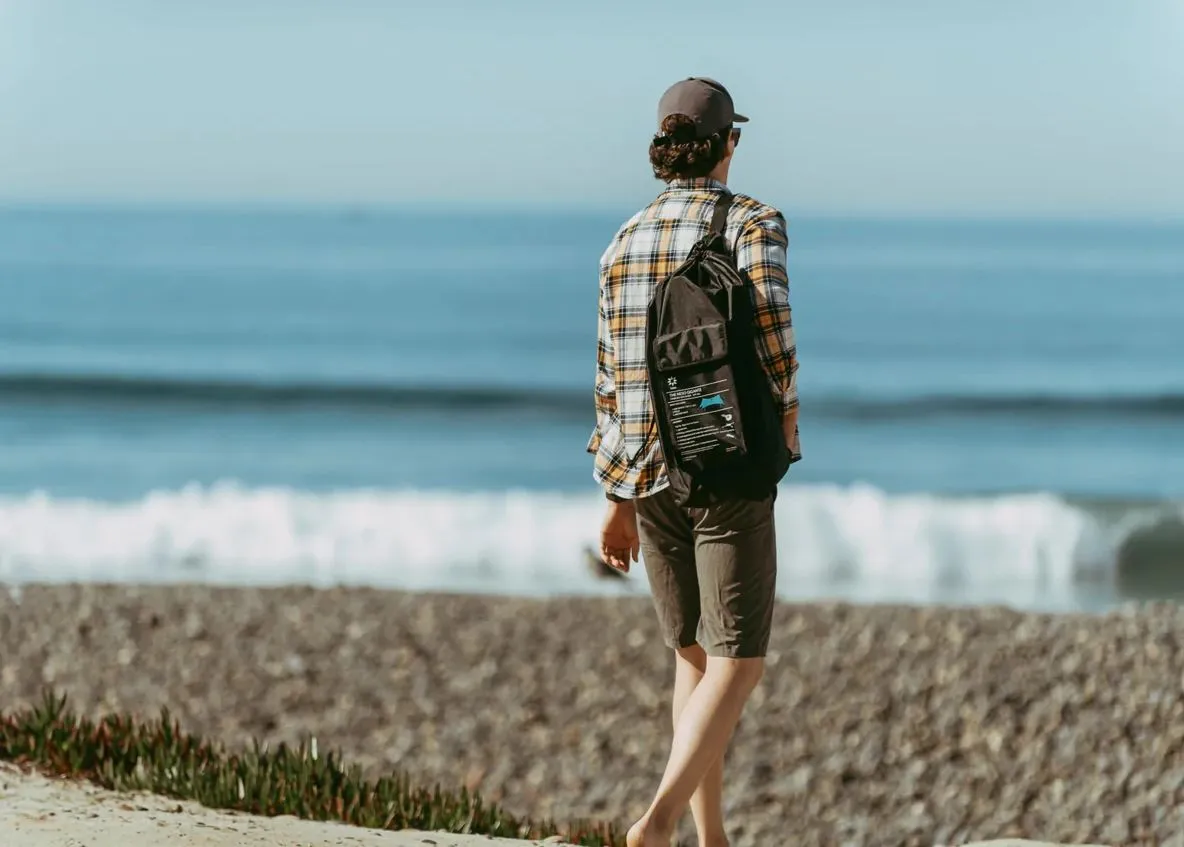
[2,585,1181,846]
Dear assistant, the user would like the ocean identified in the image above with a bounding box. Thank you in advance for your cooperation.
[2,206,1182,612]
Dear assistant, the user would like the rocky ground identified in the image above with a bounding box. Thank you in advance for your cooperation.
[2,585,1183,846]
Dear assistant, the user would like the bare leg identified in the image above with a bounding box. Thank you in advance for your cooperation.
[628,656,764,847]
[670,645,728,847]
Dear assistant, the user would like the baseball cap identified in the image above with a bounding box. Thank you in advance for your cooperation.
[656,77,748,139]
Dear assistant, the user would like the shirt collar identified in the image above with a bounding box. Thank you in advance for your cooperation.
[664,177,729,193]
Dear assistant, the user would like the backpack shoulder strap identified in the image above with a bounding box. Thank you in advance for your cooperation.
[709,191,734,237]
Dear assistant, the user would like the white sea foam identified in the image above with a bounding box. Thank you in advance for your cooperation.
[0,482,1155,609]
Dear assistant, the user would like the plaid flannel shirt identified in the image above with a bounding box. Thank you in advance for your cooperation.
[588,177,800,500]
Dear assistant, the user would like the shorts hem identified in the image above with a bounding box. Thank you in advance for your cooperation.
[662,633,700,651]
[702,642,770,660]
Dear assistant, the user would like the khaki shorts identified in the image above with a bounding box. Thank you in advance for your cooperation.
[636,487,778,659]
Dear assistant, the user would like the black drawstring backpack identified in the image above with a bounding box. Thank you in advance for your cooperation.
[645,192,791,507]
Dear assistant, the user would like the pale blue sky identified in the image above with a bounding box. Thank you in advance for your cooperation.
[1,0,1182,216]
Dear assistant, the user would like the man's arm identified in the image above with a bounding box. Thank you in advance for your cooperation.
[736,211,801,457]
[590,274,639,569]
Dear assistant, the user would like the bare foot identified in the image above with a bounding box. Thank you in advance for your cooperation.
[626,816,673,847]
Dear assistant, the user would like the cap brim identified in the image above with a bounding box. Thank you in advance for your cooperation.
[733,112,749,124]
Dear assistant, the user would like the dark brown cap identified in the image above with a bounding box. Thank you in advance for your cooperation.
[656,77,748,139]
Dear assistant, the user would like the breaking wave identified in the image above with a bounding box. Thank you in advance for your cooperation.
[2,482,1180,608]
[4,372,1184,423]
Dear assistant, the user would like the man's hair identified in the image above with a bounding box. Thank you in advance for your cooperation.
[649,114,731,182]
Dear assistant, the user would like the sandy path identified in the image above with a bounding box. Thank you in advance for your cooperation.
[0,764,574,847]
[0,764,1106,847]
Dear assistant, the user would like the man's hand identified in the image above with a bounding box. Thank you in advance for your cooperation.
[600,500,640,574]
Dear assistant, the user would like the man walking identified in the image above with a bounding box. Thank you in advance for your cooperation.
[587,77,800,847]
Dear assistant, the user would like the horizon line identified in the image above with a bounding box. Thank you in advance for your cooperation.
[2,197,1183,227]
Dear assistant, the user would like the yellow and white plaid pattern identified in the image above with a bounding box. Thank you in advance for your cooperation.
[589,178,800,499]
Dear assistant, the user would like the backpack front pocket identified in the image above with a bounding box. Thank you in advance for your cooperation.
[651,322,748,467]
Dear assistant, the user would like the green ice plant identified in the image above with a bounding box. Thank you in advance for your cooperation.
[0,690,623,847]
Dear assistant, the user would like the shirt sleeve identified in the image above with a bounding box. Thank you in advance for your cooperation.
[586,270,618,456]
[736,211,799,416]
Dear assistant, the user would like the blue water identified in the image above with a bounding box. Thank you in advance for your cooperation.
[2,207,1183,609]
